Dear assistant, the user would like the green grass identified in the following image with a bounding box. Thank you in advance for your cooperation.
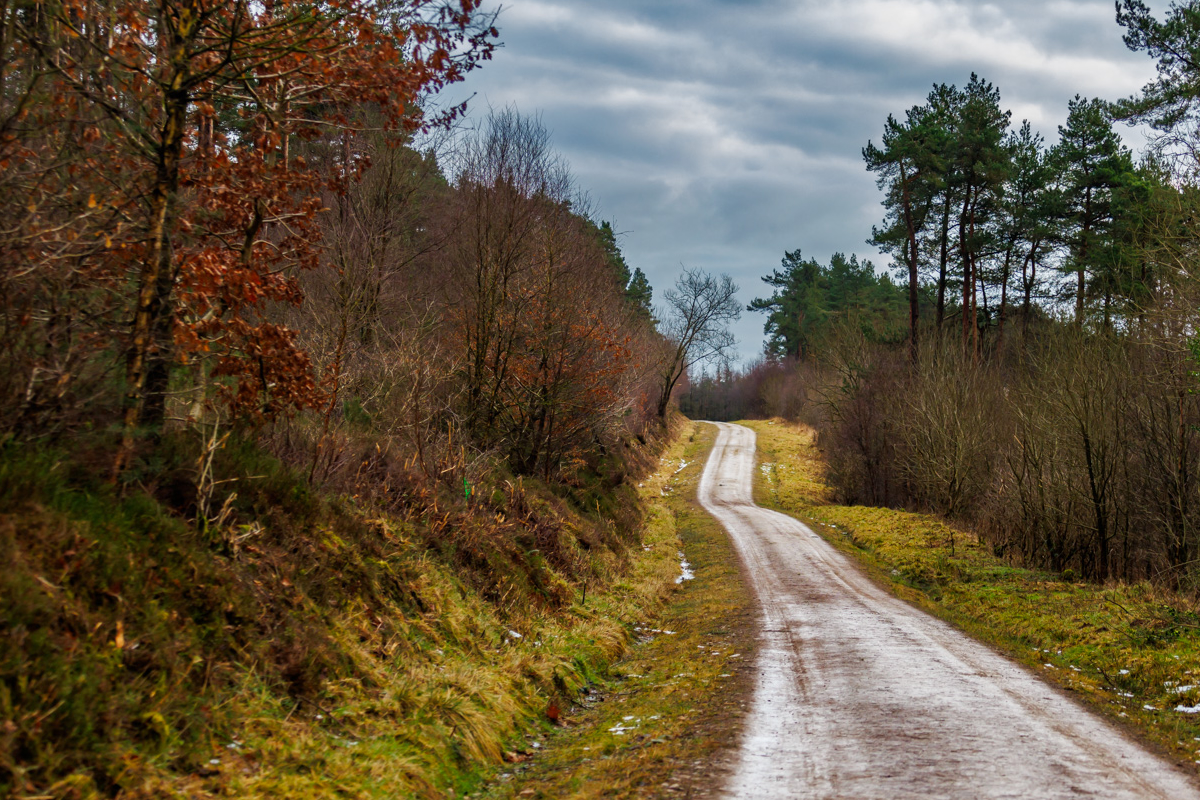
[743,418,1200,772]
[476,421,758,799]
[0,424,689,799]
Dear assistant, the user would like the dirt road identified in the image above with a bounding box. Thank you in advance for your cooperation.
[698,421,1200,800]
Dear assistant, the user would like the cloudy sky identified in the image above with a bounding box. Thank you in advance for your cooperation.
[448,0,1163,361]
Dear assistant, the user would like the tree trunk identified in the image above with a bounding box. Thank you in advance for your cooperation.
[116,55,193,473]
[959,191,972,356]
[996,234,1016,353]
[936,192,951,332]
[900,167,920,365]
[1021,241,1040,337]
[1076,187,1093,326]
[968,188,979,362]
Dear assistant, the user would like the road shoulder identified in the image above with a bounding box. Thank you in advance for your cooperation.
[477,421,758,799]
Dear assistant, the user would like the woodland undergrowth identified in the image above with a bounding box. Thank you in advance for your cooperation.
[0,417,686,799]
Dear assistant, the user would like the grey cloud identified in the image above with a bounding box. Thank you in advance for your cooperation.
[450,0,1163,360]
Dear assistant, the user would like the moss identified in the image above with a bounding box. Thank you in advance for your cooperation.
[480,422,758,799]
[0,421,685,799]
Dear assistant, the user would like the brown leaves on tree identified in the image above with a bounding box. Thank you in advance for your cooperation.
[0,0,497,448]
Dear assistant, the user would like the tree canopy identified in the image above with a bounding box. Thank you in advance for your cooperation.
[749,251,907,361]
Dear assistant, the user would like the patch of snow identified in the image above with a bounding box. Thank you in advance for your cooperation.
[676,551,695,584]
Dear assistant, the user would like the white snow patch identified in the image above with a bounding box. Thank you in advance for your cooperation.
[676,551,695,583]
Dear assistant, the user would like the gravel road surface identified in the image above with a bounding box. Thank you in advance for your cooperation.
[699,421,1200,800]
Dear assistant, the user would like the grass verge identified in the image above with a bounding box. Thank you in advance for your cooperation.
[0,421,690,799]
[743,417,1200,774]
[476,421,757,799]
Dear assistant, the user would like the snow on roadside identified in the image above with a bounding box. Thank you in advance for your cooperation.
[676,551,695,584]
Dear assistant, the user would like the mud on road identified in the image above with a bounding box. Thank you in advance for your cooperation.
[700,421,1200,800]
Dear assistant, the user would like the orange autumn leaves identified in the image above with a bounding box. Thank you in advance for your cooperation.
[0,0,496,441]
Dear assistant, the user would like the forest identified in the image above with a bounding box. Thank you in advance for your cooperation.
[683,1,1200,588]
[0,0,758,498]
[12,0,1200,794]
[0,1,754,796]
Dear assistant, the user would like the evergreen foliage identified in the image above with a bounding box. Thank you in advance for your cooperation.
[748,251,907,360]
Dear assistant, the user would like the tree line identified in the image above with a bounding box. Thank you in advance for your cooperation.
[0,0,742,514]
[687,1,1200,588]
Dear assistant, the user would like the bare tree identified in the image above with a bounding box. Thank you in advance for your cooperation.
[897,341,998,521]
[655,267,741,418]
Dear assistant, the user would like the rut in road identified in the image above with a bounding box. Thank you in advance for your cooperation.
[698,421,1200,800]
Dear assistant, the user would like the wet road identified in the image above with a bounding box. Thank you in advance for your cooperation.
[698,422,1200,800]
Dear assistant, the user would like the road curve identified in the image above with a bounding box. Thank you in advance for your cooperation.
[698,421,1200,800]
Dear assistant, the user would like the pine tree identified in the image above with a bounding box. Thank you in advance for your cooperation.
[865,104,942,362]
[949,74,1012,357]
[994,121,1056,343]
[1052,96,1136,325]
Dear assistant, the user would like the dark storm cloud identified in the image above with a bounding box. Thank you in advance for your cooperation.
[449,0,1162,359]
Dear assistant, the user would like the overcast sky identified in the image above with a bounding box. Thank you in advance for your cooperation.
[448,0,1163,362]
